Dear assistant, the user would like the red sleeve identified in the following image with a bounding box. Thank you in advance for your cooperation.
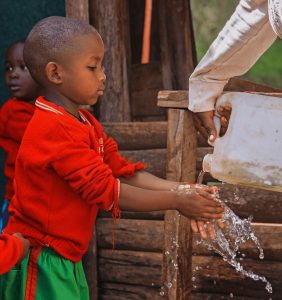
[103,135,145,178]
[0,234,23,275]
[82,112,145,178]
[50,122,119,211]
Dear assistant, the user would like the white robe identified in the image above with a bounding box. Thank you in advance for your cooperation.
[189,0,281,113]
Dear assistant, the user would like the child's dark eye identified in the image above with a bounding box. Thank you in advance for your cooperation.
[88,66,97,71]
[20,64,28,71]
[5,65,13,72]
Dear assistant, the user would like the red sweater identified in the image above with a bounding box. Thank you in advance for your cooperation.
[5,97,144,262]
[0,99,35,200]
[0,234,23,275]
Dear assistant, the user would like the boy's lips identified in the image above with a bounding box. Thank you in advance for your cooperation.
[97,89,104,96]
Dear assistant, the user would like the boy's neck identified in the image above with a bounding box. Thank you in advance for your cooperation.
[42,90,80,117]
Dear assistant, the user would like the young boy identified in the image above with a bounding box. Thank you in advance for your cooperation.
[0,40,40,231]
[1,17,224,300]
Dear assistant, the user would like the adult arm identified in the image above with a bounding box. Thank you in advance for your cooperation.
[189,0,277,139]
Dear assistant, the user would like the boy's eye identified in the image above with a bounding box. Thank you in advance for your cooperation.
[20,64,28,71]
[88,66,97,71]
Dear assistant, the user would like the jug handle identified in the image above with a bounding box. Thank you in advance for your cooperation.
[209,93,233,146]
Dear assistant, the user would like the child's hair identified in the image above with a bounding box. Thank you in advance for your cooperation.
[23,16,98,84]
[7,39,26,49]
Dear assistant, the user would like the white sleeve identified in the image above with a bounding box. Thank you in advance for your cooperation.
[188,0,277,112]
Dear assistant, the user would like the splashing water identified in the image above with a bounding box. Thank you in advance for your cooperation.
[197,171,273,295]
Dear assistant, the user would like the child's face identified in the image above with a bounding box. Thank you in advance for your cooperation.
[58,32,106,107]
[5,43,39,102]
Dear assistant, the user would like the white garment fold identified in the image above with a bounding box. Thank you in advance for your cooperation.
[189,0,279,112]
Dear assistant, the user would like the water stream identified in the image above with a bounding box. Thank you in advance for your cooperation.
[160,172,273,297]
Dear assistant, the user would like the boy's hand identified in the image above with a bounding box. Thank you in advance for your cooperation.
[177,186,224,220]
[13,233,30,263]
[191,219,225,240]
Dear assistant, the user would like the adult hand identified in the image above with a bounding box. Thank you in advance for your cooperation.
[13,233,30,264]
[193,106,231,143]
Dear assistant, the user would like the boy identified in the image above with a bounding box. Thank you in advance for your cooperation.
[0,40,40,230]
[2,17,224,300]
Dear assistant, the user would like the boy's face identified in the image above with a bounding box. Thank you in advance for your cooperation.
[58,32,106,107]
[5,43,39,102]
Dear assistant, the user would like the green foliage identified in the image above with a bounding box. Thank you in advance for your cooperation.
[191,0,282,89]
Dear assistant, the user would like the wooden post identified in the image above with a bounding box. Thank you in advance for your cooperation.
[65,0,89,22]
[161,107,197,300]
[157,1,197,299]
[89,0,131,122]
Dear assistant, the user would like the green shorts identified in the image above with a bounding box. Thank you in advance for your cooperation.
[0,247,89,300]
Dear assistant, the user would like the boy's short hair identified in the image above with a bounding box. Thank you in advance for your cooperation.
[24,16,97,84]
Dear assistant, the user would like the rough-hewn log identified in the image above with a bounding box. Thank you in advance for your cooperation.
[193,223,282,261]
[192,293,258,300]
[162,108,197,300]
[192,255,282,299]
[102,121,167,150]
[99,282,162,300]
[96,218,282,261]
[226,77,282,93]
[65,0,89,21]
[157,83,282,109]
[89,0,131,121]
[218,184,282,223]
[98,249,162,286]
[120,149,166,178]
[102,122,208,150]
[96,219,164,251]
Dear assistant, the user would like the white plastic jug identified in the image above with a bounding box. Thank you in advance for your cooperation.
[203,92,282,192]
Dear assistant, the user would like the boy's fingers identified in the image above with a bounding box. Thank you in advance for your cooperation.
[207,222,216,240]
[197,221,207,239]
[202,212,224,219]
[191,220,199,233]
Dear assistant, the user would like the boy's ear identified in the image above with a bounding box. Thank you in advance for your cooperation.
[45,62,63,84]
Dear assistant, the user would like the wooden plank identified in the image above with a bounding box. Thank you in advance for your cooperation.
[99,282,162,300]
[102,121,167,150]
[225,77,282,93]
[192,255,282,299]
[192,292,258,300]
[157,81,282,109]
[193,223,282,261]
[89,0,131,121]
[96,219,164,251]
[65,0,89,21]
[96,219,282,261]
[98,249,162,286]
[162,108,197,300]
[120,149,166,178]
[102,122,208,150]
[218,184,282,223]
